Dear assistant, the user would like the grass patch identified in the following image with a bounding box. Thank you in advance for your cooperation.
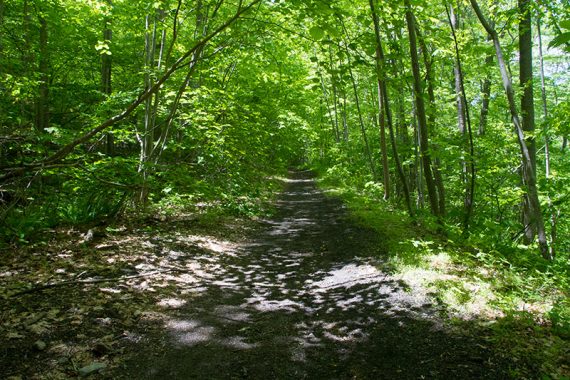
[316,170,570,379]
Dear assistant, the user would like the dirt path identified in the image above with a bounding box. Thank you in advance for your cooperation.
[118,170,509,379]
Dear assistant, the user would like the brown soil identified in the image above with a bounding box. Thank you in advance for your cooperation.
[1,170,521,379]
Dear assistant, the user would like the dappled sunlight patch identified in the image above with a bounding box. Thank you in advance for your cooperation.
[310,262,385,290]
[166,319,201,331]
[99,287,122,294]
[427,251,453,270]
[397,266,458,290]
[245,297,304,313]
[178,234,239,256]
[166,318,215,346]
[164,273,198,284]
[218,336,258,350]
[397,263,502,320]
[157,298,187,309]
[515,300,553,315]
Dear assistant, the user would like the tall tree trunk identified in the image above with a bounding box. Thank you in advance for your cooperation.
[151,3,208,165]
[537,15,550,178]
[376,77,390,200]
[138,12,159,204]
[404,0,440,218]
[21,0,32,125]
[470,0,550,260]
[329,46,341,143]
[369,0,414,214]
[102,0,114,156]
[342,93,349,143]
[0,0,4,59]
[479,32,493,136]
[449,5,468,209]
[35,13,49,133]
[446,3,476,235]
[415,16,446,216]
[537,15,556,259]
[318,68,337,144]
[340,27,376,180]
[519,0,537,243]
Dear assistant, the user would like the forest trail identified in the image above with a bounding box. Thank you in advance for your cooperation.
[119,170,508,379]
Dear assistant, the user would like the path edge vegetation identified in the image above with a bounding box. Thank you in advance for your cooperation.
[313,165,569,379]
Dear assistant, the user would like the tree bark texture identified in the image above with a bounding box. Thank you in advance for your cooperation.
[519,0,537,242]
[369,0,414,215]
[404,0,440,218]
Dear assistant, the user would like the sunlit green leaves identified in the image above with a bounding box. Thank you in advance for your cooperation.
[309,26,326,40]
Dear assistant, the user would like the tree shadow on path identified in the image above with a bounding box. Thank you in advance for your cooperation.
[120,170,512,379]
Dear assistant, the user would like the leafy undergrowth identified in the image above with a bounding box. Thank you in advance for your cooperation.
[0,194,271,379]
[316,175,570,379]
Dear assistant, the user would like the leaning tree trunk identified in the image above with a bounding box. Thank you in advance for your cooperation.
[470,0,550,260]
[404,0,440,219]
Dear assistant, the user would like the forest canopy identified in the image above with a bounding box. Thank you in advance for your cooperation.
[0,0,569,262]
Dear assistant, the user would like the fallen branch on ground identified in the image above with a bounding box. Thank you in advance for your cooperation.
[10,269,183,297]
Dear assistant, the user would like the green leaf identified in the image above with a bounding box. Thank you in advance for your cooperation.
[548,32,570,49]
[560,20,570,30]
[309,26,325,40]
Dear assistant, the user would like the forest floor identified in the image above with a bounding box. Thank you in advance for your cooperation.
[0,170,560,379]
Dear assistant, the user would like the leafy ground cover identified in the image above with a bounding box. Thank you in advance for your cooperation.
[0,192,266,379]
[316,168,570,379]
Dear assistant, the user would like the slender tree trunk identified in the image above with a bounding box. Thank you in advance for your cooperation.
[479,32,493,136]
[470,0,550,260]
[102,0,114,156]
[35,13,49,133]
[369,0,414,214]
[449,5,468,210]
[341,34,377,180]
[446,3,476,235]
[21,0,32,125]
[413,106,424,209]
[377,77,390,200]
[415,17,446,216]
[151,3,208,164]
[537,16,550,177]
[404,0,440,218]
[0,0,4,59]
[537,15,556,259]
[342,93,349,143]
[329,46,341,143]
[314,51,336,144]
